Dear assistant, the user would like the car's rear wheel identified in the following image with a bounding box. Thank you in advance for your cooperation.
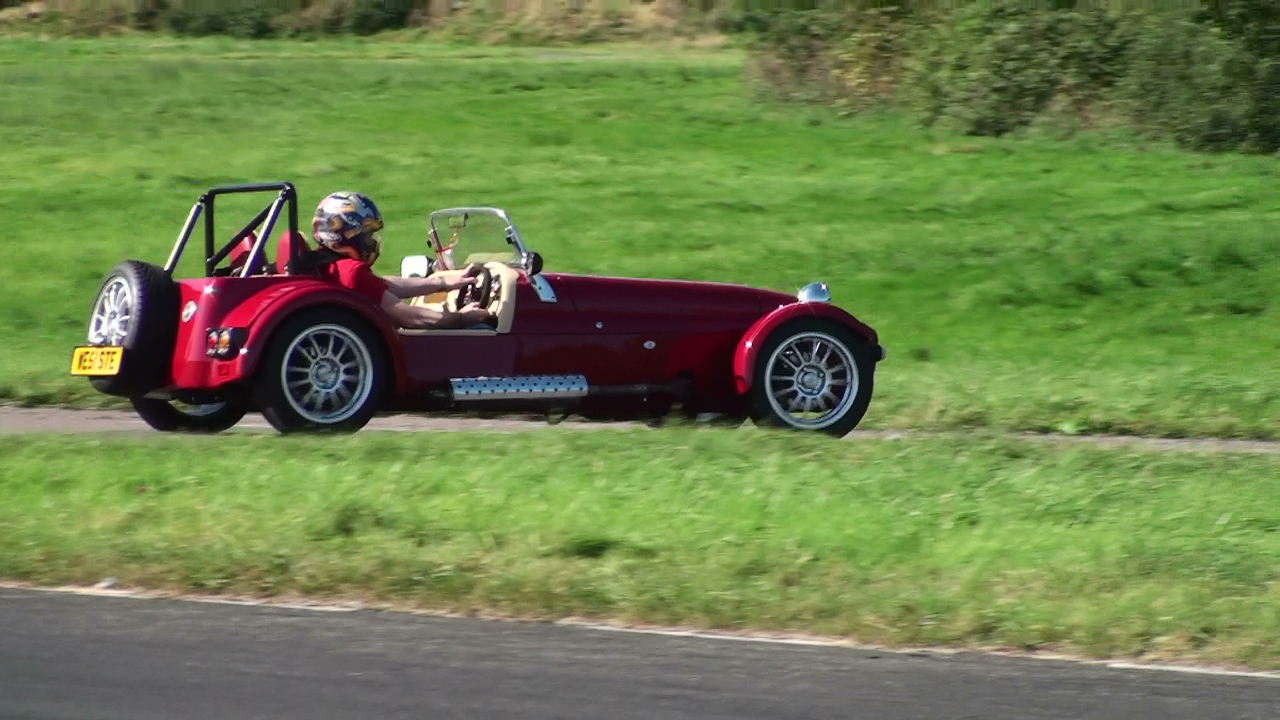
[254,309,386,433]
[747,318,874,437]
[86,260,179,396]
[130,396,248,433]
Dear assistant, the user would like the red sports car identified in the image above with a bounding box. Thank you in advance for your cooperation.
[72,183,885,435]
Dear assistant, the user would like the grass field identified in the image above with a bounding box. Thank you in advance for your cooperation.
[2,428,1277,668]
[0,37,1277,437]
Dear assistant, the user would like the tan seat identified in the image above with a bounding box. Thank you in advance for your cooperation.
[401,262,518,335]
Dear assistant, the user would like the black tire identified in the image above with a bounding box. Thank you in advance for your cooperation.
[746,318,875,437]
[130,396,248,433]
[253,308,386,433]
[86,260,179,397]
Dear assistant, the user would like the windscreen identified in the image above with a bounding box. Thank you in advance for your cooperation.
[429,210,521,270]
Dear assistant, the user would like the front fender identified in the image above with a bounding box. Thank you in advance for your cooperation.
[231,284,407,394]
[732,302,880,395]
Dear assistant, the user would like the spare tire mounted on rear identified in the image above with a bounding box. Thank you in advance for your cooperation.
[85,260,179,397]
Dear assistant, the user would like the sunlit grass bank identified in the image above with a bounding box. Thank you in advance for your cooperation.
[0,37,1276,437]
[2,429,1277,667]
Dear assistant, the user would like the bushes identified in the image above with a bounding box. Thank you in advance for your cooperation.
[1120,16,1251,151]
[1198,0,1280,57]
[749,5,1143,131]
[911,7,1078,135]
[750,3,1280,154]
[829,8,910,111]
[5,0,697,39]
[1076,9,1279,152]
[748,9,909,109]
[0,0,419,38]
[747,10,852,104]
[343,0,413,35]
[164,0,412,38]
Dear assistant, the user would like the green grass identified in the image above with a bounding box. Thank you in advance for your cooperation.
[2,428,1278,667]
[0,36,1277,437]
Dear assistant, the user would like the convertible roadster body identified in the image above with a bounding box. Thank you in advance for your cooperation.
[73,183,884,435]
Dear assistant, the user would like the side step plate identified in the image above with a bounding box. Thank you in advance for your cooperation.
[450,375,589,401]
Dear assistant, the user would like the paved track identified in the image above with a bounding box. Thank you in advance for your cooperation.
[1,587,1276,720]
[2,406,1278,454]
[4,412,1277,717]
[0,406,564,435]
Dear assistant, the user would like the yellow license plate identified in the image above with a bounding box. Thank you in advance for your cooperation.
[70,346,123,376]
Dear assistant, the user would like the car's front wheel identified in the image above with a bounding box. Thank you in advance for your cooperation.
[746,318,875,437]
[130,396,248,433]
[253,309,386,433]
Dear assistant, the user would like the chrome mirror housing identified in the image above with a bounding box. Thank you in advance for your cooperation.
[797,282,831,303]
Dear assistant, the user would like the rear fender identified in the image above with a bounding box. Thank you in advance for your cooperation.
[732,303,879,394]
[232,288,407,394]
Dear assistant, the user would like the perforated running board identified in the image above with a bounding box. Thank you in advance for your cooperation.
[450,375,589,401]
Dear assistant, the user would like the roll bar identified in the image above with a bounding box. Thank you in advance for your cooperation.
[163,182,300,278]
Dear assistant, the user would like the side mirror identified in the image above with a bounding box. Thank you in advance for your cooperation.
[401,255,434,278]
[525,251,544,276]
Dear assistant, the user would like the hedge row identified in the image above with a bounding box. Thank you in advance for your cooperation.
[5,2,1277,152]
[748,2,1280,153]
[6,0,734,39]
[2,1,419,37]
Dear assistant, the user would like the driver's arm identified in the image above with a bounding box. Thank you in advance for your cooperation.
[381,265,480,299]
[380,291,493,330]
[381,273,450,299]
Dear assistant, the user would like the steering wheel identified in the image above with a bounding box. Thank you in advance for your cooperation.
[451,265,493,311]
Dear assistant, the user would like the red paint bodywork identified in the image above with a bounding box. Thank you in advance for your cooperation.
[161,267,879,414]
[170,277,407,394]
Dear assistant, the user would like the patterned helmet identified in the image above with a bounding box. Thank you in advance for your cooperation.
[312,191,384,261]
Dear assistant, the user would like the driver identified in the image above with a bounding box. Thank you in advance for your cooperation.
[311,191,495,329]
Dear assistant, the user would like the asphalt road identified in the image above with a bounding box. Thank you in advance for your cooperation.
[1,588,1276,720]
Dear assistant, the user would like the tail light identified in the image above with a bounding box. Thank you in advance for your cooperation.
[205,328,246,359]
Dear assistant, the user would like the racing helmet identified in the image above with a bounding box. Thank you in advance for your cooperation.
[312,191,384,263]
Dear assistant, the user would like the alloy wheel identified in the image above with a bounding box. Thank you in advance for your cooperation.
[280,324,375,424]
[88,276,133,345]
[763,331,859,430]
